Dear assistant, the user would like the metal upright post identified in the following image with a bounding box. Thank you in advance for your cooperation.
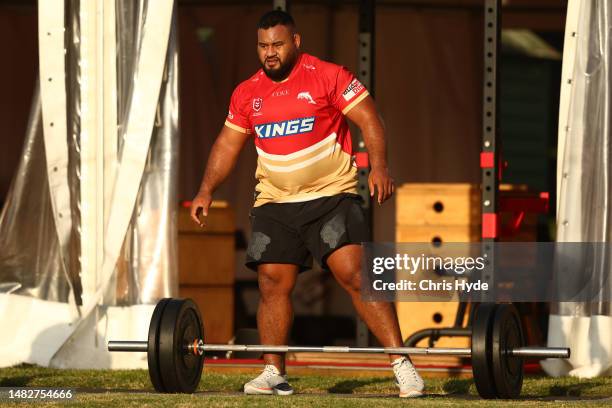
[480,0,501,302]
[355,0,375,210]
[273,0,288,13]
[355,0,375,348]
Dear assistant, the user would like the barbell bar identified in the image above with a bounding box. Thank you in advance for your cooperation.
[108,340,568,358]
[107,298,571,399]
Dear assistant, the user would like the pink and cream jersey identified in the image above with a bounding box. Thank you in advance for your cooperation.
[224,52,369,207]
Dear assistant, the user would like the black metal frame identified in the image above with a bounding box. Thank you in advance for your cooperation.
[481,0,500,288]
[354,0,375,348]
[273,0,289,11]
[356,0,375,210]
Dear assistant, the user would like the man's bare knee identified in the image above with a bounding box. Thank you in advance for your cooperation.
[327,245,363,293]
[258,265,297,299]
[334,269,362,293]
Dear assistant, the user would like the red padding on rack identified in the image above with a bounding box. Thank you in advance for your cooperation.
[480,152,495,168]
[355,152,369,168]
[540,192,550,213]
[482,213,499,239]
[499,196,549,214]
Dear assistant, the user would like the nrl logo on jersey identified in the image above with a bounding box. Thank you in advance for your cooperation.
[252,97,263,112]
[254,117,315,138]
[297,91,316,105]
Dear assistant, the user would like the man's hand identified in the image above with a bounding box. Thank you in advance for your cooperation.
[190,191,213,227]
[368,166,395,204]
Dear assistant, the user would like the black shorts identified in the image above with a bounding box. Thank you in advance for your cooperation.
[245,193,369,272]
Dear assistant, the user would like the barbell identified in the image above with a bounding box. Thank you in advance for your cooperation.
[107,298,570,399]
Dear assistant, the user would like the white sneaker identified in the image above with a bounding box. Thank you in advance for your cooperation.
[243,364,294,395]
[392,357,425,398]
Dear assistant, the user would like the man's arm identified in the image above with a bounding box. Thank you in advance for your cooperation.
[190,125,251,226]
[345,95,394,204]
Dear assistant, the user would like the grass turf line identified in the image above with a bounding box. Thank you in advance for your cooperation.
[0,364,610,407]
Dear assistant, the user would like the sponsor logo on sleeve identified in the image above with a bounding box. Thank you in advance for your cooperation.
[227,110,234,120]
[342,78,364,101]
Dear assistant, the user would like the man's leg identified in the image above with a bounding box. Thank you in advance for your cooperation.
[327,243,424,398]
[257,263,299,374]
[326,244,406,363]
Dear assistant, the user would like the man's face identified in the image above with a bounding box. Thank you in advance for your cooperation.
[257,25,300,82]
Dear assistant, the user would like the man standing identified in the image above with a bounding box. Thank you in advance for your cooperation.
[190,10,424,398]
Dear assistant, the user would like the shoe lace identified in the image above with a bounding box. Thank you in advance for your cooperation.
[395,359,418,384]
[259,365,279,381]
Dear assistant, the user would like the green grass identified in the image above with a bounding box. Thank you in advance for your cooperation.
[0,364,610,407]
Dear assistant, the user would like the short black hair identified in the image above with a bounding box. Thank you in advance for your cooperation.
[257,10,295,30]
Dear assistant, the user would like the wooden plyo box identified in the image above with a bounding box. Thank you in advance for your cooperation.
[396,183,537,243]
[396,183,479,246]
[178,285,234,344]
[396,183,481,227]
[178,234,234,286]
[178,201,235,344]
[394,183,538,348]
[396,225,480,243]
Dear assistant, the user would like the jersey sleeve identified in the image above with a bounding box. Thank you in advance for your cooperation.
[224,85,251,134]
[331,66,369,115]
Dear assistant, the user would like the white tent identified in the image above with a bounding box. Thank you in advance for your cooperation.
[544,0,612,378]
[0,0,178,368]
